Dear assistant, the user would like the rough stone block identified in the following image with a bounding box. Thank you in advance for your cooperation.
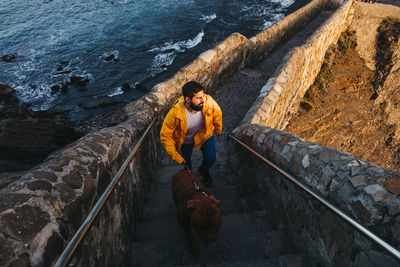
[321,166,335,187]
[364,184,388,202]
[302,154,310,168]
[330,179,341,191]
[43,231,64,267]
[0,193,34,213]
[386,198,400,216]
[28,180,52,192]
[366,250,400,267]
[365,167,384,178]
[384,177,400,196]
[54,183,76,203]
[336,171,349,181]
[351,200,372,225]
[280,145,292,161]
[347,160,360,167]
[199,49,217,63]
[32,171,57,182]
[61,171,83,189]
[350,175,366,188]
[351,166,362,177]
[337,183,353,202]
[318,150,336,163]
[332,160,347,170]
[0,205,50,242]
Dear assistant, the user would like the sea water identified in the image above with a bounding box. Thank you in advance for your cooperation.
[0,0,309,120]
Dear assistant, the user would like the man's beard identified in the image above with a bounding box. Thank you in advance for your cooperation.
[190,101,203,111]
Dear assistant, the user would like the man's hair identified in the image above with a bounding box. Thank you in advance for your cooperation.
[182,81,204,99]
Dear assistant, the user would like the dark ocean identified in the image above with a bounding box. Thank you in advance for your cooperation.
[0,0,310,120]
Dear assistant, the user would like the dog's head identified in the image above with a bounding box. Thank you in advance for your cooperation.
[187,195,221,247]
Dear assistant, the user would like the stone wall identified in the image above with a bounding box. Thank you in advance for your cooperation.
[350,2,400,71]
[242,0,354,130]
[0,95,162,267]
[229,124,400,266]
[0,0,342,266]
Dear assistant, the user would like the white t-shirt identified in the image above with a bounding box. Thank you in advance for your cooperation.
[183,106,204,144]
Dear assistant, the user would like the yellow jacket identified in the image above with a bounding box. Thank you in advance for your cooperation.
[160,94,223,164]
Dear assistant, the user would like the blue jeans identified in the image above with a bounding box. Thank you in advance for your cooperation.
[180,136,216,175]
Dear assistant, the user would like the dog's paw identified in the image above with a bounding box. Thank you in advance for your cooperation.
[188,240,200,255]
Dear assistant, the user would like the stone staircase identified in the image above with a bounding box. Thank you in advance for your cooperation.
[124,147,303,267]
[124,9,337,266]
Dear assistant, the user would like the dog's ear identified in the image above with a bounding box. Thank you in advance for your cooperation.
[187,199,201,211]
[209,195,220,207]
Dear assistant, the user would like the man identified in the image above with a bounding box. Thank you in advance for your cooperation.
[160,81,222,186]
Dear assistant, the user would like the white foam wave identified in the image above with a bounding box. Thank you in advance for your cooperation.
[100,50,119,62]
[150,51,175,74]
[262,13,285,30]
[182,31,204,49]
[270,0,296,9]
[200,14,216,23]
[148,31,204,75]
[14,83,58,111]
[149,31,204,53]
[241,4,273,18]
[107,86,124,97]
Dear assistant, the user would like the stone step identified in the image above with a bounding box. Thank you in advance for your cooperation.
[279,254,305,267]
[141,195,241,223]
[182,254,304,267]
[126,231,286,267]
[142,202,176,222]
[237,195,263,213]
[173,257,279,267]
[135,210,274,242]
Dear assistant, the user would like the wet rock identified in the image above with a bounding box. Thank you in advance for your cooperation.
[122,83,131,92]
[1,54,23,62]
[135,83,148,92]
[51,85,60,94]
[0,109,82,173]
[0,205,50,242]
[70,76,89,86]
[162,48,175,54]
[104,54,115,61]
[56,66,63,71]
[103,53,119,62]
[0,84,19,105]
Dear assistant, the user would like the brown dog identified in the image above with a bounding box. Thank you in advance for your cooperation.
[172,169,221,255]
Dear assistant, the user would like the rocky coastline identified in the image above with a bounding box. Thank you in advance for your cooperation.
[0,82,127,186]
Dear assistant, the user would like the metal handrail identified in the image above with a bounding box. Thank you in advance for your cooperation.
[55,119,156,267]
[229,134,400,261]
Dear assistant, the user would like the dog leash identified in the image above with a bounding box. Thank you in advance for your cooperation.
[184,163,209,198]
